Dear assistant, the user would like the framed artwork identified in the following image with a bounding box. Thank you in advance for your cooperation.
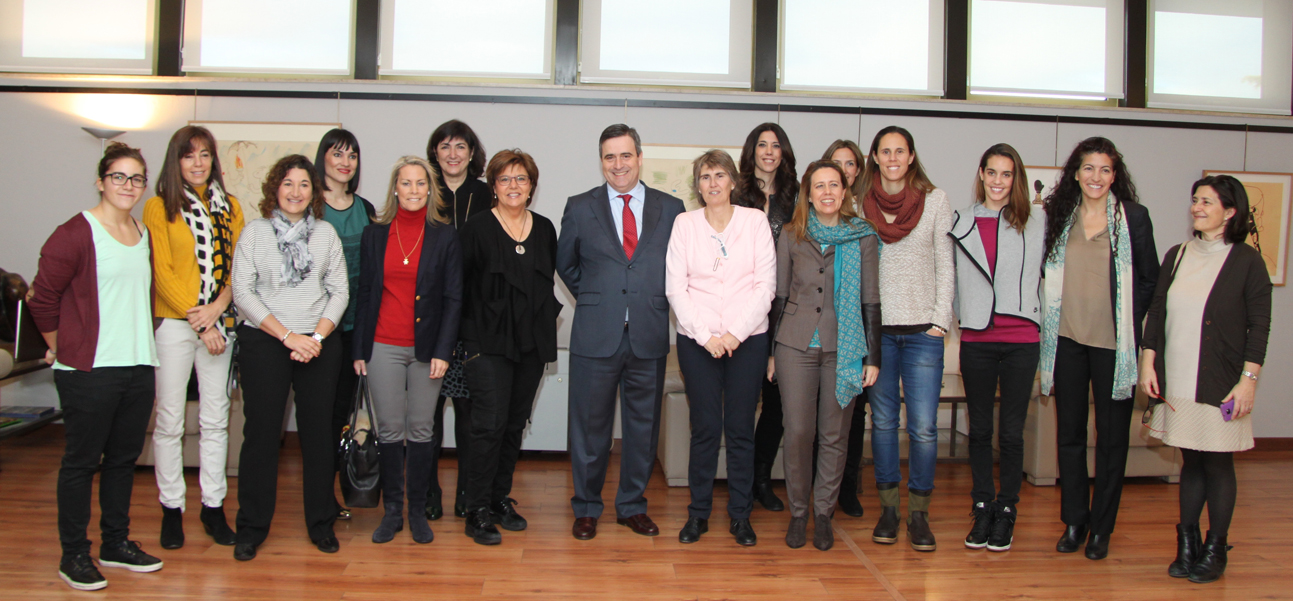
[1201,170,1292,285]
[1024,166,1064,205]
[191,121,340,219]
[642,144,745,211]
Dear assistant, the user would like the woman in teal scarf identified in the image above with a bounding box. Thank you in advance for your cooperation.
[767,161,881,551]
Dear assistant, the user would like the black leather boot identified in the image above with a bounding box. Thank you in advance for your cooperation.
[200,504,236,546]
[753,462,785,512]
[907,488,936,552]
[837,467,864,518]
[159,505,184,550]
[1188,531,1231,583]
[1169,523,1201,578]
[405,441,435,544]
[872,485,900,544]
[372,442,405,544]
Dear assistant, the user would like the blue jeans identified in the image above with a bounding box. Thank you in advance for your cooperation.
[870,332,944,492]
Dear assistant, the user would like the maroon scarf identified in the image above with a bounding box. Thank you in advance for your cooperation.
[862,177,926,244]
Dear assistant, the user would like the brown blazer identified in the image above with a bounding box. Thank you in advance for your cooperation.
[769,230,881,364]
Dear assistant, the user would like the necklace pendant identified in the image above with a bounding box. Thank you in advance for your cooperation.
[403,258,409,265]
[515,244,526,255]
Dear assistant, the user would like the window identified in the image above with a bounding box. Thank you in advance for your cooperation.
[780,0,945,96]
[969,0,1124,100]
[181,0,354,75]
[380,0,553,79]
[0,0,155,74]
[1148,0,1292,115]
[579,0,753,87]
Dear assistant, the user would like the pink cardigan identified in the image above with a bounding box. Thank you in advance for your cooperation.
[665,207,776,345]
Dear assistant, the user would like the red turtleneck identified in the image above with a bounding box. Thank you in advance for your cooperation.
[374,205,427,347]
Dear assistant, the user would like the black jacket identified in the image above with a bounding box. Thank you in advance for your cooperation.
[460,211,560,363]
[440,178,492,230]
[1123,201,1160,348]
[1142,241,1271,406]
[352,219,463,364]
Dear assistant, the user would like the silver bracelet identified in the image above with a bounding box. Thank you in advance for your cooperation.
[1242,370,1259,382]
[281,330,293,343]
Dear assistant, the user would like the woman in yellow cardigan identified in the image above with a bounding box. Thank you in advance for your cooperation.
[142,125,245,550]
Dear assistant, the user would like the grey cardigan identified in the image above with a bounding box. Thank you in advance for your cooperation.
[948,204,1044,331]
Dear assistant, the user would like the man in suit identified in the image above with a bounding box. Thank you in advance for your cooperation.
[557,124,685,540]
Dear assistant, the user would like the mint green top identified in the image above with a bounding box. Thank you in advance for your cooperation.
[55,211,159,370]
[323,196,370,332]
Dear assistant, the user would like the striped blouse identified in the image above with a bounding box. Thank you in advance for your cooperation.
[231,218,349,334]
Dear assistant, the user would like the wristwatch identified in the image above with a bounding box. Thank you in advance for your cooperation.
[310,332,325,344]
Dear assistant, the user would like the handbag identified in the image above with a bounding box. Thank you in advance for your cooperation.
[339,375,382,508]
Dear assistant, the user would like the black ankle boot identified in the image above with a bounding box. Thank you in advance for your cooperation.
[372,442,405,544]
[753,462,785,512]
[159,505,184,550]
[1169,523,1201,578]
[1188,531,1231,583]
[454,490,468,519]
[200,504,236,546]
[465,507,502,545]
[837,468,863,518]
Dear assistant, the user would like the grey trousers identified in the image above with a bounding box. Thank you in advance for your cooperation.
[368,342,443,444]
[775,345,857,518]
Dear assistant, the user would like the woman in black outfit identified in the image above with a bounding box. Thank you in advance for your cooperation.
[425,119,493,519]
[458,149,560,545]
[733,123,799,512]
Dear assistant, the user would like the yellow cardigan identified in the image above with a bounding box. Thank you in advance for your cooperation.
[142,187,245,319]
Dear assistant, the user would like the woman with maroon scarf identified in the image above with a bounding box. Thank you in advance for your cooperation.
[858,126,954,552]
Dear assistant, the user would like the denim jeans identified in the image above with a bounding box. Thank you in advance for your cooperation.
[869,331,944,491]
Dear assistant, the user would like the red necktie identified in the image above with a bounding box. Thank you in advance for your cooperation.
[619,194,637,260]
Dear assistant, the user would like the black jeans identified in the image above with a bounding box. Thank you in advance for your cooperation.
[430,394,472,500]
[462,345,546,511]
[1053,336,1133,535]
[676,333,768,520]
[753,378,783,469]
[960,341,1039,508]
[235,325,342,545]
[54,366,154,557]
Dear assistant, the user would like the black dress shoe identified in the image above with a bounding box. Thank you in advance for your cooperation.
[159,505,184,550]
[200,505,237,546]
[1056,524,1088,553]
[314,536,340,554]
[490,497,527,532]
[678,517,708,543]
[1085,533,1109,560]
[233,543,257,561]
[753,477,785,512]
[454,491,468,519]
[730,518,756,546]
[426,490,444,521]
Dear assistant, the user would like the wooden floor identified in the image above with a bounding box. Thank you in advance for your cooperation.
[2,427,1291,600]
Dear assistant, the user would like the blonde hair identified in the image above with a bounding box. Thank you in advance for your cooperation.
[377,156,448,225]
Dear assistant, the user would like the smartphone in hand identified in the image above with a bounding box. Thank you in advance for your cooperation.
[1220,399,1236,422]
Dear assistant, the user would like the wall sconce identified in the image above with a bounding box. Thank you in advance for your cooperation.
[82,126,126,152]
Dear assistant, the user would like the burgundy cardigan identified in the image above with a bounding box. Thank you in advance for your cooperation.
[29,213,156,372]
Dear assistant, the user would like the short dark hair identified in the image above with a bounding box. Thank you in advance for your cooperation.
[485,149,540,208]
[1192,174,1253,245]
[98,141,147,181]
[599,124,641,156]
[426,119,486,180]
[259,154,325,219]
[690,149,738,207]
[314,128,361,195]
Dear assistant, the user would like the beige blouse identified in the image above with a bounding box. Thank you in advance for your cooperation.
[1058,227,1116,350]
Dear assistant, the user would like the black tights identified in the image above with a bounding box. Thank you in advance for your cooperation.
[1179,448,1236,537]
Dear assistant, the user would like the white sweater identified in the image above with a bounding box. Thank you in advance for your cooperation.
[874,188,955,330]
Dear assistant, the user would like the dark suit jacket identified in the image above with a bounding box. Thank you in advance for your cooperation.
[557,183,685,359]
[1142,241,1271,406]
[352,219,463,364]
[1122,201,1159,348]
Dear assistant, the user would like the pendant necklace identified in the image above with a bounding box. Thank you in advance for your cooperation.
[497,208,529,255]
[394,218,424,265]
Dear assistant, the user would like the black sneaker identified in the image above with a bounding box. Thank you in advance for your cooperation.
[987,505,1017,552]
[59,554,107,591]
[490,497,528,532]
[98,540,163,573]
[965,502,993,549]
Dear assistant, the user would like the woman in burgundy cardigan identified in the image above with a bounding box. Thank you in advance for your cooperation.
[29,143,164,591]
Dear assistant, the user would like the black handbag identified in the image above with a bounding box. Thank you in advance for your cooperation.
[339,375,382,508]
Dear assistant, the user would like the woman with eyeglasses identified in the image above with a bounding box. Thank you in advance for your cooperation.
[142,125,243,550]
[425,119,491,520]
[30,142,163,590]
[457,149,560,545]
[1140,175,1270,583]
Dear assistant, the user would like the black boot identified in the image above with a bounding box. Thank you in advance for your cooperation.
[425,436,444,521]
[837,467,864,518]
[372,442,405,544]
[753,462,785,512]
[1188,531,1231,583]
[200,504,236,546]
[872,485,901,544]
[465,507,502,545]
[1169,523,1201,578]
[405,441,435,544]
[159,505,184,550]
[907,489,936,552]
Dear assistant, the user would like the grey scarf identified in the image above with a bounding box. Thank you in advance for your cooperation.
[270,210,314,287]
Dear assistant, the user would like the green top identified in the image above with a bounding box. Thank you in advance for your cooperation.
[56,211,159,370]
[323,195,371,332]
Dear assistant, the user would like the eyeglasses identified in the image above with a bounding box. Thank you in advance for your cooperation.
[496,175,530,187]
[104,173,148,188]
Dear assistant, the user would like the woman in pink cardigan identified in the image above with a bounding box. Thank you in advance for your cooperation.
[665,150,776,546]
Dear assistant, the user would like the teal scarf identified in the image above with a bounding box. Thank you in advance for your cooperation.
[806,211,881,407]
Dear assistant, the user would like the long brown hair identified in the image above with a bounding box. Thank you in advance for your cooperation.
[784,161,863,243]
[156,126,227,222]
[258,155,325,219]
[974,143,1032,231]
[820,139,865,203]
[857,125,935,198]
[377,156,448,225]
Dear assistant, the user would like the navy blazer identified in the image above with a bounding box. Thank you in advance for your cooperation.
[556,183,685,359]
[352,219,463,364]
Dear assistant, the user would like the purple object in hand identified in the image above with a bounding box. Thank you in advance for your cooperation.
[1220,399,1236,422]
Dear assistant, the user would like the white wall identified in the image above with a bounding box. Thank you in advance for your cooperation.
[1,75,1290,436]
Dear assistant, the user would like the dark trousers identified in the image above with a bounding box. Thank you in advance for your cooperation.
[331,330,358,474]
[54,366,154,557]
[753,378,783,469]
[568,329,666,519]
[1053,336,1134,535]
[960,341,1039,508]
[235,325,342,545]
[676,333,768,520]
[462,346,545,511]
[430,394,471,500]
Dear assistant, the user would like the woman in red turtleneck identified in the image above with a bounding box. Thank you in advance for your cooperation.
[352,156,463,546]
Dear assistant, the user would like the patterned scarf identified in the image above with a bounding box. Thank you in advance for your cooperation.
[181,181,236,332]
[270,210,314,287]
[806,211,882,407]
[862,177,925,244]
[1039,194,1137,400]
